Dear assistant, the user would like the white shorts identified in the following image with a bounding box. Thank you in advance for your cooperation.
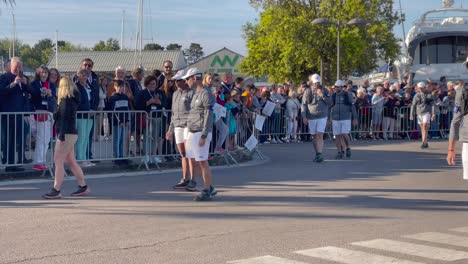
[308,118,327,135]
[463,143,468,180]
[174,127,189,144]
[185,132,212,161]
[332,120,351,135]
[417,113,431,125]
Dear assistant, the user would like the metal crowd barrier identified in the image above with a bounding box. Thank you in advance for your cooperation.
[0,111,54,176]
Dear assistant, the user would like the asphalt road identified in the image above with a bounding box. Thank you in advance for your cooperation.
[1,140,468,264]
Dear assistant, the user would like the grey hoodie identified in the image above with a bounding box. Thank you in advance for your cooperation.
[187,87,215,137]
[168,88,195,133]
[301,87,332,120]
[331,91,357,121]
[410,92,435,117]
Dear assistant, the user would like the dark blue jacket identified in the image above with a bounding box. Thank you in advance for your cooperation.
[30,80,57,113]
[75,82,98,119]
[135,88,165,117]
[128,79,143,101]
[73,71,99,111]
[106,92,130,125]
[0,72,32,112]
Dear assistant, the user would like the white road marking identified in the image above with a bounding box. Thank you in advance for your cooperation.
[405,232,468,248]
[227,255,309,264]
[295,246,424,264]
[353,238,468,261]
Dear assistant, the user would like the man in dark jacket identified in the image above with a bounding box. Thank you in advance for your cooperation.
[0,57,31,172]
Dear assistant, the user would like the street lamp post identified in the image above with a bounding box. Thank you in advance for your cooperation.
[312,17,367,81]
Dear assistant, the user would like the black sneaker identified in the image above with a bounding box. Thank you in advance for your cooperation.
[345,148,352,158]
[70,185,90,197]
[185,180,197,192]
[209,185,218,197]
[335,152,344,159]
[315,153,324,163]
[42,188,62,199]
[194,189,212,201]
[173,179,189,189]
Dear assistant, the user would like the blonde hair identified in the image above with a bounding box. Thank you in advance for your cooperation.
[202,73,213,87]
[57,76,77,104]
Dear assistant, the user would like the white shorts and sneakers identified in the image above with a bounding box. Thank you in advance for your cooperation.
[308,118,327,135]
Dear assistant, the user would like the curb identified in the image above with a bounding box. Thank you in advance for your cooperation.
[0,155,271,187]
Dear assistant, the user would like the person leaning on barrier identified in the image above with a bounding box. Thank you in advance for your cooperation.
[42,76,90,199]
[301,74,332,162]
[410,82,436,149]
[447,82,468,180]
[30,65,57,171]
[0,57,31,172]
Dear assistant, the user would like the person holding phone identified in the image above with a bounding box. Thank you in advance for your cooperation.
[0,57,31,172]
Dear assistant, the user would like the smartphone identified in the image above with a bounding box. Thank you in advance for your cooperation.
[18,71,24,78]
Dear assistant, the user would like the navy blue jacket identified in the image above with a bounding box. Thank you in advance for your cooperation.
[106,93,130,125]
[0,72,32,112]
[128,79,143,101]
[75,82,98,119]
[135,88,165,118]
[30,80,57,113]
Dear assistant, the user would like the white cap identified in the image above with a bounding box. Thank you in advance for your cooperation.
[417,82,426,88]
[334,80,345,87]
[310,74,321,84]
[172,70,186,81]
[181,68,202,79]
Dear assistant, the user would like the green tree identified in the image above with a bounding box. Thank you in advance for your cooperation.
[241,0,402,84]
[184,43,204,64]
[166,43,182,51]
[144,43,164,50]
[93,38,120,51]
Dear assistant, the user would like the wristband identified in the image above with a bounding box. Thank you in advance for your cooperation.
[448,149,455,152]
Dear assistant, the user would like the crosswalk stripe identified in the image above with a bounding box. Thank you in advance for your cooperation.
[227,255,309,264]
[451,227,468,233]
[295,246,424,264]
[352,238,468,261]
[405,232,468,248]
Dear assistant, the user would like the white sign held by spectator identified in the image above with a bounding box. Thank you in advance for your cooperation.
[255,115,266,131]
[213,103,226,122]
[244,134,258,151]
[262,101,275,117]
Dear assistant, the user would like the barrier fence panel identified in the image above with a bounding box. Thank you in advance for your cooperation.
[0,111,54,175]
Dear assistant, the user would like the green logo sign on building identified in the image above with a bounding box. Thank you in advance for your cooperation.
[209,55,240,73]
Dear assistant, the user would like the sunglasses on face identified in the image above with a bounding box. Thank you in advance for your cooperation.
[164,65,172,69]
[83,64,93,67]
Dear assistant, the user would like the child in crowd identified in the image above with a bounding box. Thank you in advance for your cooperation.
[224,94,239,151]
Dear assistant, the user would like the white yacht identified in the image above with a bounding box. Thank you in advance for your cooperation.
[402,0,468,83]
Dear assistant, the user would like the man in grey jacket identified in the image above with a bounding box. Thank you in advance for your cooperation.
[301,74,332,162]
[166,70,196,191]
[447,83,468,180]
[410,82,435,149]
[183,68,217,201]
[331,80,358,159]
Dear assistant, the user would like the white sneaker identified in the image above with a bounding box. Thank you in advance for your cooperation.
[81,161,95,167]
[283,138,290,143]
[153,156,162,163]
[271,138,277,144]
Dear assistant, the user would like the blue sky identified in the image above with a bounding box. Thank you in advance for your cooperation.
[0,0,466,56]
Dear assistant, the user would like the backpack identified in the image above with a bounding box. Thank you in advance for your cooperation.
[332,92,351,106]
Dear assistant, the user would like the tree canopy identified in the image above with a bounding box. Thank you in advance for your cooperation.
[93,38,120,51]
[184,43,204,64]
[166,43,182,51]
[144,43,164,51]
[241,0,402,84]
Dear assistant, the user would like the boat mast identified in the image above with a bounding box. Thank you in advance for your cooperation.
[134,0,143,67]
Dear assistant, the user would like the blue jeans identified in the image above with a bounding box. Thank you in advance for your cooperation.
[113,125,127,158]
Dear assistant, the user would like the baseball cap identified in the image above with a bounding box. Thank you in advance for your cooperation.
[417,82,426,88]
[334,80,345,87]
[181,68,202,79]
[447,81,453,86]
[172,70,186,81]
[310,74,321,84]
